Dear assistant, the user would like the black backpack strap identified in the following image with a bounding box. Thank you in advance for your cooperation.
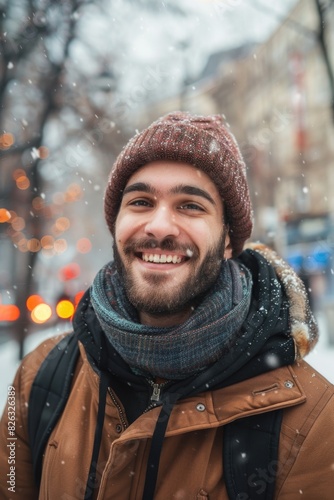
[224,409,283,500]
[28,332,80,485]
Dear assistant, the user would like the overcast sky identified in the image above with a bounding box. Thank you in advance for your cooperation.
[73,0,299,100]
[114,0,299,72]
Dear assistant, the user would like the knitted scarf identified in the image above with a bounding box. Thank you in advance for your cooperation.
[90,259,252,380]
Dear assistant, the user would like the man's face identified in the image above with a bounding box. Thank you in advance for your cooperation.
[114,160,232,323]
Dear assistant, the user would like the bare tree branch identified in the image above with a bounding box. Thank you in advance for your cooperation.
[315,0,334,123]
[0,0,92,357]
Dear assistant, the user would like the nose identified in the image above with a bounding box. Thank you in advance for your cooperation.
[144,205,180,239]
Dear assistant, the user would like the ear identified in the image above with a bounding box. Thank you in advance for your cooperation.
[223,230,233,259]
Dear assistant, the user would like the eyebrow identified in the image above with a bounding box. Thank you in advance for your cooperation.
[122,182,216,206]
[171,184,216,206]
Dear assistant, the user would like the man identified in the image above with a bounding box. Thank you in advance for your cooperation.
[1,111,333,499]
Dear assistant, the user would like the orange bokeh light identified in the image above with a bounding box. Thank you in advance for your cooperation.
[65,184,82,202]
[16,175,30,190]
[54,239,67,254]
[27,238,41,252]
[0,208,11,223]
[41,235,54,249]
[59,263,80,281]
[11,216,25,231]
[74,290,85,305]
[26,294,44,311]
[0,133,14,150]
[76,237,92,254]
[17,238,28,252]
[54,217,70,232]
[32,197,45,211]
[0,304,20,322]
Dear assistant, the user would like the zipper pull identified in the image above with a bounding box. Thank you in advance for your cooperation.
[151,383,161,402]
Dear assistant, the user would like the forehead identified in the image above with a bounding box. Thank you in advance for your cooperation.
[124,160,220,198]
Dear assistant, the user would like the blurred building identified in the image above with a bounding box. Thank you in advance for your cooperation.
[228,0,334,308]
[138,0,334,309]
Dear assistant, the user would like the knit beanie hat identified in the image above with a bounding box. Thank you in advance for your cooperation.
[104,111,253,257]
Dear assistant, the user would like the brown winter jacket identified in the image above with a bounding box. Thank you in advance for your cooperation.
[0,337,333,500]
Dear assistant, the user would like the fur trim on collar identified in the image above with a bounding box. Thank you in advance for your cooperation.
[246,243,319,359]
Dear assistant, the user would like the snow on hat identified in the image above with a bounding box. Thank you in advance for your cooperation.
[104,111,253,256]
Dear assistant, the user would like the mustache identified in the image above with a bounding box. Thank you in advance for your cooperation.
[123,237,199,258]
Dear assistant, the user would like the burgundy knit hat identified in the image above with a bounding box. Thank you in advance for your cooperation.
[104,111,253,256]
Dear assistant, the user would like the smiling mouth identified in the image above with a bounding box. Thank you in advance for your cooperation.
[137,252,189,264]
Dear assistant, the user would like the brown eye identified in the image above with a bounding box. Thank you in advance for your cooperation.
[129,199,151,207]
[179,203,204,211]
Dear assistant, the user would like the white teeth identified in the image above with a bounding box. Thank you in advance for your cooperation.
[142,253,182,264]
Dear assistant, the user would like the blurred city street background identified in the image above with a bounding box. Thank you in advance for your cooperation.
[1,0,334,403]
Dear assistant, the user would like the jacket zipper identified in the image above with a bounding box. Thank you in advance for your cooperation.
[107,387,128,429]
[144,379,171,413]
[148,379,171,400]
[108,380,171,423]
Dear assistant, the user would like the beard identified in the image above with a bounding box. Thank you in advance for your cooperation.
[113,231,227,317]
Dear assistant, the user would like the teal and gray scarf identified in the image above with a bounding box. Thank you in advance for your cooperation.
[90,260,252,380]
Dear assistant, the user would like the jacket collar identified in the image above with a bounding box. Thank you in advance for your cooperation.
[245,243,319,358]
[109,363,306,441]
